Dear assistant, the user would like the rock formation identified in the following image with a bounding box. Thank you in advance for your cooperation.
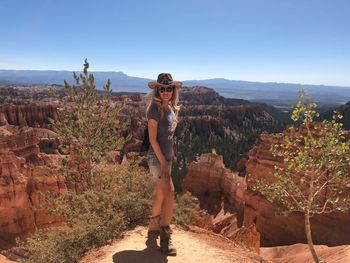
[244,133,350,246]
[183,151,254,248]
[0,103,59,128]
[0,125,67,247]
[183,150,246,210]
[261,243,350,263]
[184,140,350,249]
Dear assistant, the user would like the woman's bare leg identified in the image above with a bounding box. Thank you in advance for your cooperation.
[160,177,175,226]
[151,179,164,217]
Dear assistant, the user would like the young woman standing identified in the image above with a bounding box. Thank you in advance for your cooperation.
[146,73,181,256]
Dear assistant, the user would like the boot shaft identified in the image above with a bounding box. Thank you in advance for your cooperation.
[160,226,177,256]
[160,226,172,238]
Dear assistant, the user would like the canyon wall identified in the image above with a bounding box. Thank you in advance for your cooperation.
[0,103,58,128]
[183,133,350,247]
[244,133,350,246]
[0,125,67,247]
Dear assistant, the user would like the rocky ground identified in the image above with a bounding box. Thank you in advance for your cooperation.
[261,243,350,263]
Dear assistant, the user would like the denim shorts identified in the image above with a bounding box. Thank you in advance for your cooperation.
[147,151,172,182]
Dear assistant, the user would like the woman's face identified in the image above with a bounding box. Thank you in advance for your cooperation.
[157,85,174,101]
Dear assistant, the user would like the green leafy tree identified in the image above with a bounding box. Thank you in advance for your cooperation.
[49,59,130,188]
[250,89,350,263]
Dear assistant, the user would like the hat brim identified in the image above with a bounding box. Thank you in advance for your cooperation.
[148,81,182,89]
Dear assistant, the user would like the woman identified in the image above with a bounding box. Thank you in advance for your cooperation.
[146,73,181,256]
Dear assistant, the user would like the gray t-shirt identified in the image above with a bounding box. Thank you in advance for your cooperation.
[147,103,177,162]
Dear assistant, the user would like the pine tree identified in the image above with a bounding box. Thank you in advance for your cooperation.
[49,59,130,188]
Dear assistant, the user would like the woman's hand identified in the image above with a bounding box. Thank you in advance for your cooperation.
[160,161,170,181]
[160,162,172,191]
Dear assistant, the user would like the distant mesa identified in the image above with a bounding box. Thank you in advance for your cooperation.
[1,70,350,107]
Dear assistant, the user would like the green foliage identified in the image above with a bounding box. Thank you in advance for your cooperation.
[319,101,350,130]
[48,59,130,188]
[173,192,201,226]
[22,213,124,263]
[22,164,153,263]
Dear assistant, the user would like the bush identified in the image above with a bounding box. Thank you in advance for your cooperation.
[23,212,125,263]
[22,164,153,263]
[173,192,201,226]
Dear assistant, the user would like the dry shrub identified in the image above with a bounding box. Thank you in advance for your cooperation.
[21,164,153,263]
[173,192,202,226]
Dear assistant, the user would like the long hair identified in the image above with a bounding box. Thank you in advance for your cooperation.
[145,87,180,119]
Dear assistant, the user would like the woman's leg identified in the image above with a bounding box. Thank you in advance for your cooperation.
[159,174,176,255]
[151,179,164,217]
[160,175,175,226]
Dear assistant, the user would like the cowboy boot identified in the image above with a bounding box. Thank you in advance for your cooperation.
[148,215,160,234]
[160,226,177,256]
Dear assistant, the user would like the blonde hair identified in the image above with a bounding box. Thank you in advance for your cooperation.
[145,87,180,119]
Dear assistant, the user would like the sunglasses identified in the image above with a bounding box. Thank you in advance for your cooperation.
[158,86,175,93]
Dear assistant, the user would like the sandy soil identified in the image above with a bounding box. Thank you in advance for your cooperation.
[261,243,350,263]
[79,225,269,263]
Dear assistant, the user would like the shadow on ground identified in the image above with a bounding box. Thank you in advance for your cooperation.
[113,232,169,263]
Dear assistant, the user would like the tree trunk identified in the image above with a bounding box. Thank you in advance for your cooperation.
[305,212,320,263]
[305,173,320,263]
[87,145,94,188]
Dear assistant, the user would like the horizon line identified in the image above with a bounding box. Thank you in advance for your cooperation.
[0,68,349,88]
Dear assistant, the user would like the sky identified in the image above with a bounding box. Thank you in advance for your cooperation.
[0,0,349,86]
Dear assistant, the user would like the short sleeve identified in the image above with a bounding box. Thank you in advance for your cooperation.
[147,103,161,122]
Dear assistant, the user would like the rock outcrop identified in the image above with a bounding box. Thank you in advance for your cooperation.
[183,151,252,248]
[183,150,246,210]
[0,103,58,128]
[261,243,350,263]
[0,125,66,247]
[184,141,350,249]
[244,133,350,246]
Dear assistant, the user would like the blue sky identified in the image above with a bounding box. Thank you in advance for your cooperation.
[0,0,349,86]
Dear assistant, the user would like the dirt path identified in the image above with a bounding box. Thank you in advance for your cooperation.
[80,225,269,263]
[3,226,349,263]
